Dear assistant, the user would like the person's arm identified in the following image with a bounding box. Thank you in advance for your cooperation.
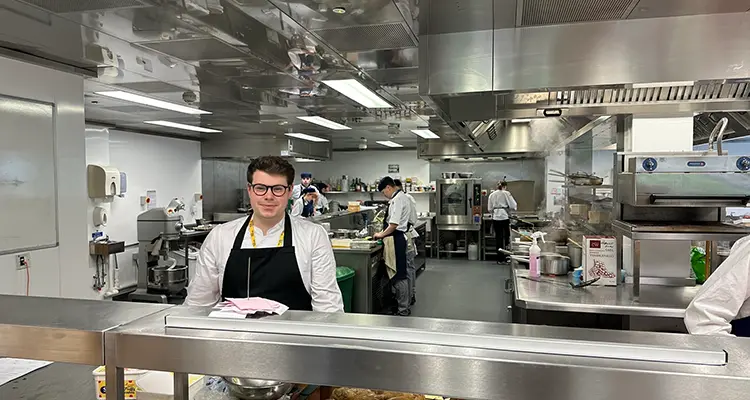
[507,192,518,211]
[685,237,750,335]
[185,230,222,307]
[487,192,495,213]
[291,185,300,200]
[309,225,344,312]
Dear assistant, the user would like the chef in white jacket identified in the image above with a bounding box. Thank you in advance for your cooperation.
[684,236,750,336]
[394,179,418,305]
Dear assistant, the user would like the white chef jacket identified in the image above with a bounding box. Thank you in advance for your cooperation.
[685,235,750,336]
[387,191,412,232]
[185,215,344,312]
[292,184,318,200]
[317,193,329,212]
[290,197,318,217]
[487,189,517,221]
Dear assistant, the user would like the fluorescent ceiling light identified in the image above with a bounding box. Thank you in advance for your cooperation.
[632,81,694,89]
[511,119,533,123]
[376,140,403,148]
[297,116,351,130]
[285,132,329,142]
[322,79,392,108]
[96,91,211,115]
[295,158,321,162]
[411,129,440,139]
[144,120,221,133]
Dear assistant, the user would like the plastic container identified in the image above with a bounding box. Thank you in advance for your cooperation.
[528,232,544,279]
[468,243,479,260]
[336,266,356,313]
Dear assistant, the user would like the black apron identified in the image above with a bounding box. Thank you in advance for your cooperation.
[301,199,315,217]
[383,191,408,281]
[731,316,750,337]
[221,213,312,311]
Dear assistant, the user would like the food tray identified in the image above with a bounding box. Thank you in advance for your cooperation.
[351,240,376,250]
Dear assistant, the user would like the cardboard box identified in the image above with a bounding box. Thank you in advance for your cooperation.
[583,236,618,286]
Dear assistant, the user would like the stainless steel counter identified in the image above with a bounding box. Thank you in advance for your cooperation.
[0,295,171,364]
[103,307,750,400]
[513,269,698,318]
[332,244,383,254]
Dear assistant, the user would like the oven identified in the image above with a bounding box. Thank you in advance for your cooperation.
[436,178,483,229]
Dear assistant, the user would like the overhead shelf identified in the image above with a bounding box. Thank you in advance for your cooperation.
[612,220,750,241]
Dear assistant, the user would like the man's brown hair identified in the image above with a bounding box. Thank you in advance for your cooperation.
[247,156,295,185]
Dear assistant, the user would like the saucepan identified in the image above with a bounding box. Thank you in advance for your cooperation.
[503,251,570,275]
[222,377,292,400]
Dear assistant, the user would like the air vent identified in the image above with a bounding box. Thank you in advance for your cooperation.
[554,82,750,106]
[520,0,633,27]
[313,23,417,52]
[22,0,149,13]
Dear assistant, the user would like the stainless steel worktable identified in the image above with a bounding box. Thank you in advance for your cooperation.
[0,295,172,364]
[103,306,750,400]
[512,268,698,318]
[333,245,383,313]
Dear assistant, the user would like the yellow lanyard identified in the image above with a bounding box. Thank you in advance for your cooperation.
[248,219,285,248]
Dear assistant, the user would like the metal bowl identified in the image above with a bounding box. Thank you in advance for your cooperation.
[222,377,292,400]
[149,265,188,293]
[457,172,474,178]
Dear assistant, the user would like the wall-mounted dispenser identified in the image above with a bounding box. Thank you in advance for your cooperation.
[87,165,121,198]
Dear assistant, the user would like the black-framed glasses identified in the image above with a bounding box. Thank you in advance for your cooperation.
[249,183,290,197]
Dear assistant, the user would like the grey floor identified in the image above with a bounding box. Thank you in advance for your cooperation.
[411,258,513,323]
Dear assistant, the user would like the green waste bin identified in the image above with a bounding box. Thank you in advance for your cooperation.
[336,266,356,313]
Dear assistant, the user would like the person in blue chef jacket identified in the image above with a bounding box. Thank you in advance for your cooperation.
[291,187,319,218]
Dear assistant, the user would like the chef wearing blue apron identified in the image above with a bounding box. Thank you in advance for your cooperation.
[291,187,318,218]
[373,176,412,316]
[685,235,750,336]
[186,156,343,312]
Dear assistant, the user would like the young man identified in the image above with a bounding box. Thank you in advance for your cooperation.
[374,176,412,316]
[394,179,418,305]
[291,187,319,218]
[292,172,317,199]
[186,156,343,312]
[312,181,329,214]
[487,181,517,262]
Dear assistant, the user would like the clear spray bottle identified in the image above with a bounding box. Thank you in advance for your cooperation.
[529,232,546,279]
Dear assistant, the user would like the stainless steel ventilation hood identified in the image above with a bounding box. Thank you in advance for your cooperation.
[419,4,750,122]
[202,135,332,161]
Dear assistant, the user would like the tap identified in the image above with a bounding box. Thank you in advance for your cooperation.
[708,117,729,155]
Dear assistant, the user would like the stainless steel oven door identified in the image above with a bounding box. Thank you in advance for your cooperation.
[436,179,472,225]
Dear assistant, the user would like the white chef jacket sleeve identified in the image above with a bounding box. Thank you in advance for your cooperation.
[685,237,750,336]
[506,191,518,211]
[291,184,301,200]
[487,191,496,213]
[388,199,404,227]
[291,197,304,217]
[308,224,344,312]
[185,229,223,307]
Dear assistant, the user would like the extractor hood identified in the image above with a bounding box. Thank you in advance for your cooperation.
[201,135,332,161]
[419,3,750,122]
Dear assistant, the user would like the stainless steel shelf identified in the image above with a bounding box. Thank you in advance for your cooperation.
[612,220,750,241]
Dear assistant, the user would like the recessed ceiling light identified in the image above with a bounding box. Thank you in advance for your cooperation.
[332,6,346,14]
[295,157,321,162]
[144,120,221,133]
[297,116,351,130]
[95,91,211,115]
[376,140,403,148]
[411,129,440,139]
[285,132,329,142]
[511,119,533,123]
[322,79,392,109]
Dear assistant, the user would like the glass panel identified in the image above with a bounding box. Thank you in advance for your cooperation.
[440,183,467,216]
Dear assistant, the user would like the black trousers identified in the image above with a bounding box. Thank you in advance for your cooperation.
[493,219,511,257]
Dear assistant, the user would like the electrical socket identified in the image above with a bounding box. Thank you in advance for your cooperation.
[16,253,30,270]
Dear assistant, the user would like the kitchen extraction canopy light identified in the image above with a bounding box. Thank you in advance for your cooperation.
[295,157,321,162]
[144,120,221,133]
[376,140,403,148]
[322,79,393,109]
[96,91,211,115]
[297,116,351,130]
[411,129,440,139]
[285,132,329,143]
[511,119,533,123]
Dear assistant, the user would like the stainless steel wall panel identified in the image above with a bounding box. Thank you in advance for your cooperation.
[424,30,494,95]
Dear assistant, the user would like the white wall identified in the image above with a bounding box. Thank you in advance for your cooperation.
[85,127,203,295]
[292,150,432,212]
[631,117,694,152]
[0,56,88,298]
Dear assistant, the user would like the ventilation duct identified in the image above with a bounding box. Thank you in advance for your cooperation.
[201,136,332,161]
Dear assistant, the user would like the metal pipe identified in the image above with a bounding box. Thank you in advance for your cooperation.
[708,117,729,155]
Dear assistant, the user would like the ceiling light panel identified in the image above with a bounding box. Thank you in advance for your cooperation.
[376,140,403,148]
[411,129,440,139]
[95,91,211,115]
[144,120,221,133]
[285,133,330,142]
[322,79,393,109]
[297,116,351,130]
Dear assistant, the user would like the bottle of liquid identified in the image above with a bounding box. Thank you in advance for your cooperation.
[341,175,348,192]
[528,232,544,279]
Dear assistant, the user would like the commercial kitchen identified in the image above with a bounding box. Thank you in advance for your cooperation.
[3,1,750,399]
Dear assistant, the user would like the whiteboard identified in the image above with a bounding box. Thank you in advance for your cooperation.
[0,96,56,253]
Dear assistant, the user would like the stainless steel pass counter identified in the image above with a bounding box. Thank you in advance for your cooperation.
[2,296,750,400]
[511,268,698,331]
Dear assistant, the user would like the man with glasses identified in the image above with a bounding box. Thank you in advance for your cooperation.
[186,156,343,312]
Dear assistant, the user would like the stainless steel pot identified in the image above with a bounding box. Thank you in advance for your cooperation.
[441,172,457,179]
[149,265,188,293]
[567,239,583,269]
[543,229,568,243]
[539,241,557,253]
[328,200,341,212]
[541,254,570,276]
[222,377,292,400]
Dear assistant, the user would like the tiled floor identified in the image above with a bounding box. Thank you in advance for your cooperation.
[411,259,513,323]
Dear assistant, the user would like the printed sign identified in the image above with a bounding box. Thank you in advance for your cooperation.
[388,164,399,173]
